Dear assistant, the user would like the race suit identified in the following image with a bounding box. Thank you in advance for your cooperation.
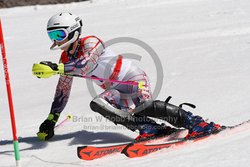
[50,36,152,114]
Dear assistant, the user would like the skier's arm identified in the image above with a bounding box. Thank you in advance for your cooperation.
[50,75,73,114]
[32,37,104,78]
[37,74,73,141]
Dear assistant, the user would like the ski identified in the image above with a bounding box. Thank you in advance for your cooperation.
[122,120,250,158]
[77,119,250,160]
[77,143,129,160]
[77,128,186,160]
[122,128,225,158]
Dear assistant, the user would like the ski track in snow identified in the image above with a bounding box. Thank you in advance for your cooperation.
[1,0,250,166]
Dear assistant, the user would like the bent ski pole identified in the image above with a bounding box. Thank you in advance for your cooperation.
[63,73,147,89]
[32,63,147,89]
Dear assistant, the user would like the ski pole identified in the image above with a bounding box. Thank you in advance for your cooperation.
[32,63,147,89]
[55,114,72,129]
[0,19,21,167]
[63,73,147,89]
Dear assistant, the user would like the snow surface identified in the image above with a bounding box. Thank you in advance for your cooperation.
[1,0,250,166]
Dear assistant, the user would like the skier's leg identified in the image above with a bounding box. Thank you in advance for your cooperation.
[90,89,161,130]
[90,65,150,131]
[90,66,177,139]
[133,98,222,138]
[116,66,152,107]
[90,95,138,131]
[133,100,186,127]
[116,70,177,139]
[90,87,176,139]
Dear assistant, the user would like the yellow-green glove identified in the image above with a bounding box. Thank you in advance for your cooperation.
[32,61,64,78]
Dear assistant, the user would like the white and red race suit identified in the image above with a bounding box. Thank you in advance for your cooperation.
[50,36,152,114]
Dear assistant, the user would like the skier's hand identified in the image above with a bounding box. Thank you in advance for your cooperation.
[32,61,64,78]
[37,113,60,141]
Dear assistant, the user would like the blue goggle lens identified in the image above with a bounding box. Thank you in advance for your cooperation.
[48,30,67,42]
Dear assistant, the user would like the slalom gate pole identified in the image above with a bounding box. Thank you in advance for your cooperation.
[0,19,21,166]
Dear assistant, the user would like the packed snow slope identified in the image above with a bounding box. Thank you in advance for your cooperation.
[1,0,250,166]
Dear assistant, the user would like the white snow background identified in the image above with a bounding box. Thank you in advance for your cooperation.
[1,0,250,166]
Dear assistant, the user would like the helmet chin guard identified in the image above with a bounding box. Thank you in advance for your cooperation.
[50,31,79,50]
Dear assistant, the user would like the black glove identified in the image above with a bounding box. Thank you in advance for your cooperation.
[37,113,60,141]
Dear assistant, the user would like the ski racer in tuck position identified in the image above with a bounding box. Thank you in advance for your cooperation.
[32,12,222,141]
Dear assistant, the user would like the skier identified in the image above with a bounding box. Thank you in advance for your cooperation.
[32,12,222,141]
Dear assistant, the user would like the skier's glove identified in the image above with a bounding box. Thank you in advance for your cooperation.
[37,113,60,141]
[32,61,64,78]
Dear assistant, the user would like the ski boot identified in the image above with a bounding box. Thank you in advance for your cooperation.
[132,97,222,140]
[136,123,177,141]
[184,111,222,139]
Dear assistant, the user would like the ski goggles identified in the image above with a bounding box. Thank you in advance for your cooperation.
[47,29,68,42]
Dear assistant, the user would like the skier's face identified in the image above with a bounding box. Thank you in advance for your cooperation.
[55,38,70,51]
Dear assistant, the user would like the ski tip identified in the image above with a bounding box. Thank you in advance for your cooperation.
[77,146,88,159]
[121,143,134,155]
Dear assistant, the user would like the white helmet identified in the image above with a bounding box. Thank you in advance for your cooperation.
[47,12,82,50]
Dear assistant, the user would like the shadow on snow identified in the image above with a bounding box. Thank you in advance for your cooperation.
[0,130,133,154]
